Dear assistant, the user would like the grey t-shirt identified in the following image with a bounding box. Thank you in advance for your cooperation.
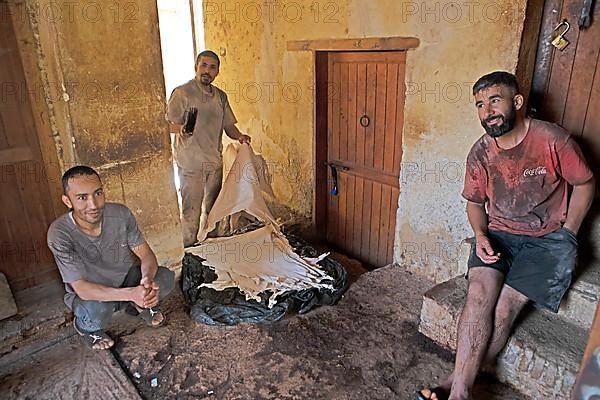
[47,202,145,308]
[166,80,237,171]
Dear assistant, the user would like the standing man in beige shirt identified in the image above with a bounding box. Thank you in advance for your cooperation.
[166,50,250,247]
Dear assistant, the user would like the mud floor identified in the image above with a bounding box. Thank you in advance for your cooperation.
[105,265,524,400]
[0,334,140,399]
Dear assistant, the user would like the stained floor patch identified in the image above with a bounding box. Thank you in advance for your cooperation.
[0,334,141,400]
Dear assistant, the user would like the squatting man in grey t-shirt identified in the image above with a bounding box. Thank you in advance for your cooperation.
[47,166,175,350]
[167,49,251,247]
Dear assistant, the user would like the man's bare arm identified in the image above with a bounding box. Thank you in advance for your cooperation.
[71,280,146,307]
[224,124,251,144]
[466,201,489,238]
[131,242,158,283]
[564,178,596,234]
[467,200,500,264]
[169,122,183,134]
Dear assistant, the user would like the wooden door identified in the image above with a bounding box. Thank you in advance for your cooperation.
[0,5,60,291]
[325,52,405,267]
[529,0,600,168]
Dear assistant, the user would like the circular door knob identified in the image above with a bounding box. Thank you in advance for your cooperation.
[360,114,370,127]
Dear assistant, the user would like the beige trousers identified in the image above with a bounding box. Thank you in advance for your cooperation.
[178,166,223,247]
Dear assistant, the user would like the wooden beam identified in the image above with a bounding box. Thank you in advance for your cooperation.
[0,146,33,166]
[287,37,419,52]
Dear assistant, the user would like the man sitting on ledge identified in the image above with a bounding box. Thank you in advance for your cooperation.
[47,165,175,349]
[418,71,595,399]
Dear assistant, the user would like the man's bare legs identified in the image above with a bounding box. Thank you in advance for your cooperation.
[481,284,528,367]
[419,269,529,400]
[448,268,504,399]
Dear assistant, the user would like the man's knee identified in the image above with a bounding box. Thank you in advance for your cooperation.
[495,286,528,323]
[73,298,116,332]
[155,266,175,300]
[466,269,504,311]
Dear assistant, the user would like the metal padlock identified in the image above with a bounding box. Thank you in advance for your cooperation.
[550,20,570,51]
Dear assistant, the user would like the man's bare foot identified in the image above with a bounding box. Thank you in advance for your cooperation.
[417,386,450,400]
[131,304,166,327]
[89,334,115,350]
[73,320,115,350]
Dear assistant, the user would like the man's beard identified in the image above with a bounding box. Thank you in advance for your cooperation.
[481,105,516,137]
[200,74,212,85]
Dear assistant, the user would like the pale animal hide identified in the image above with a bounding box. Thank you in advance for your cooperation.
[197,144,278,242]
[189,144,333,307]
[188,225,332,308]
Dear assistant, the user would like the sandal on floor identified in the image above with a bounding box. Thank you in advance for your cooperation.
[416,387,449,400]
[136,307,166,327]
[73,319,114,349]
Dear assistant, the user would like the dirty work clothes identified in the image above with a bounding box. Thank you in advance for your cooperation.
[179,167,223,247]
[71,266,175,333]
[462,119,593,237]
[467,227,578,312]
[47,203,146,309]
[166,80,237,171]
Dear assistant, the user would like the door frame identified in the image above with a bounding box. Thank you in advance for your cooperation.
[286,37,420,243]
[313,48,412,245]
[313,51,330,242]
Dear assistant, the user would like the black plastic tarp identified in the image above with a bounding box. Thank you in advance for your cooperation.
[181,233,347,325]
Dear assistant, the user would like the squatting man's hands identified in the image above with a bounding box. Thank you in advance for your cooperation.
[130,277,160,309]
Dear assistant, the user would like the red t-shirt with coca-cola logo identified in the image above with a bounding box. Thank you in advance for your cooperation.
[462,119,593,237]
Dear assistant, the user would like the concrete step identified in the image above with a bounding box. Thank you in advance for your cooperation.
[419,276,588,399]
[456,240,600,330]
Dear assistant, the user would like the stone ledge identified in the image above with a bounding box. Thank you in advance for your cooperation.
[561,264,600,329]
[419,276,587,399]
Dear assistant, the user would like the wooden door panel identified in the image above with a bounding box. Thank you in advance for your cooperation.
[352,176,364,256]
[356,63,367,167]
[368,181,382,265]
[383,63,399,175]
[531,0,600,167]
[347,63,358,165]
[364,63,377,170]
[378,185,392,267]
[344,173,356,253]
[326,51,405,267]
[0,5,59,290]
[373,64,387,172]
[359,178,373,261]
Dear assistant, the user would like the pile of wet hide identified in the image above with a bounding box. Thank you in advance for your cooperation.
[180,145,347,325]
[181,228,347,325]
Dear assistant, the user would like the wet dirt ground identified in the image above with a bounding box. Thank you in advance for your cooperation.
[106,264,524,400]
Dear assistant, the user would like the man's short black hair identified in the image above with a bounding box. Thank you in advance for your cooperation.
[472,71,520,96]
[62,165,100,194]
[196,50,220,67]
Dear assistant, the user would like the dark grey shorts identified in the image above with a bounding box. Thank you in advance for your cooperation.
[467,227,578,313]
